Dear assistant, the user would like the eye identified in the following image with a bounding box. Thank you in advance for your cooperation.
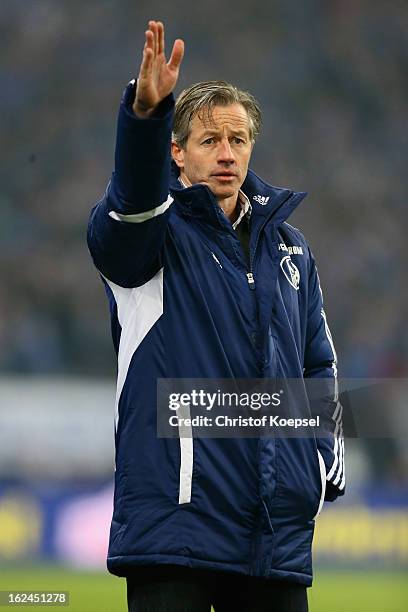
[202,137,215,145]
[232,136,245,144]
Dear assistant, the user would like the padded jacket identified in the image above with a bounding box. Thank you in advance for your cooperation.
[87,81,345,585]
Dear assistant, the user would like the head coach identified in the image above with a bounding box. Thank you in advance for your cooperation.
[87,20,345,612]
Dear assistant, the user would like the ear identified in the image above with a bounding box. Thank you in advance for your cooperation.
[171,142,185,169]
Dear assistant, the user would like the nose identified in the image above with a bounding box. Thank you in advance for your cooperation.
[217,138,235,164]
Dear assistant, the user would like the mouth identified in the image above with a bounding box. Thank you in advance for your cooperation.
[211,172,237,181]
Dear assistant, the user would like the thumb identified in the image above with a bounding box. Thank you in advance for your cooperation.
[167,39,185,71]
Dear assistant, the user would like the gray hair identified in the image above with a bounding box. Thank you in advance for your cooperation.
[173,80,262,148]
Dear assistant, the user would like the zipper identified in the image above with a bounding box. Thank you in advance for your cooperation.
[246,272,255,289]
[246,191,295,291]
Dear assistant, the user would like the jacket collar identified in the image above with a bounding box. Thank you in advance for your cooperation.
[169,161,307,229]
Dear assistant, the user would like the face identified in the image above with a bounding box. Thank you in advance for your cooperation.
[172,103,253,202]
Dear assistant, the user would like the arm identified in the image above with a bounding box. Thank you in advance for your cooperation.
[87,21,184,287]
[304,249,345,501]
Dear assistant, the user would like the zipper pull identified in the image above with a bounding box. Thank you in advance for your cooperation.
[247,272,256,289]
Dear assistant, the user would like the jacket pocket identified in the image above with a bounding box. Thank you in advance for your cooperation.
[313,449,327,520]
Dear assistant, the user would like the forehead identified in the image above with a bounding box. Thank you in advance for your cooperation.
[191,103,250,134]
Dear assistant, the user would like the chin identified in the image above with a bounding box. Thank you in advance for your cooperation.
[218,191,236,201]
[212,186,236,199]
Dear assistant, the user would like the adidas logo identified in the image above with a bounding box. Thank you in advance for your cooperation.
[253,195,270,205]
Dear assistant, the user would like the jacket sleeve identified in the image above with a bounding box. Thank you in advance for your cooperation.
[87,80,175,288]
[303,247,345,502]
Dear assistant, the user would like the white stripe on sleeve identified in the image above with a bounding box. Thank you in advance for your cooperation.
[109,194,173,223]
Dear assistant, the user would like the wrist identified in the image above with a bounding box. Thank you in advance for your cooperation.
[132,102,156,118]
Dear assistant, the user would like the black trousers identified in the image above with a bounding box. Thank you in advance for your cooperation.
[126,565,308,612]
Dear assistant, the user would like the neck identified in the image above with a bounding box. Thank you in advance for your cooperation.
[218,194,240,223]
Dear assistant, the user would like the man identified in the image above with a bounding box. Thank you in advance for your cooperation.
[88,21,345,612]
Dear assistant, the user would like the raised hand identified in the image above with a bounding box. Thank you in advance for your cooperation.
[133,21,184,118]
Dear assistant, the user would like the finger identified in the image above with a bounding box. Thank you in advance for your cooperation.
[144,29,154,53]
[157,21,164,55]
[167,39,185,71]
[140,30,154,76]
[139,46,153,79]
[140,30,154,73]
[149,20,158,58]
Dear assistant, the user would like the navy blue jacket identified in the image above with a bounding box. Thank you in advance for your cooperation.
[87,82,345,585]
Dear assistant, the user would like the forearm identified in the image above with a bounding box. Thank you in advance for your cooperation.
[111,80,175,215]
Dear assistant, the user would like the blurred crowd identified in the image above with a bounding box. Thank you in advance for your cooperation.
[1,0,407,379]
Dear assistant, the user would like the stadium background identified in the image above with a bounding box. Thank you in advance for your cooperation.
[0,0,407,610]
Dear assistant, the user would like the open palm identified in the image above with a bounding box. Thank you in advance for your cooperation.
[133,21,184,117]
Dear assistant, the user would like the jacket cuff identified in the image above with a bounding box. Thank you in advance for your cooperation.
[121,80,175,123]
[325,480,345,502]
